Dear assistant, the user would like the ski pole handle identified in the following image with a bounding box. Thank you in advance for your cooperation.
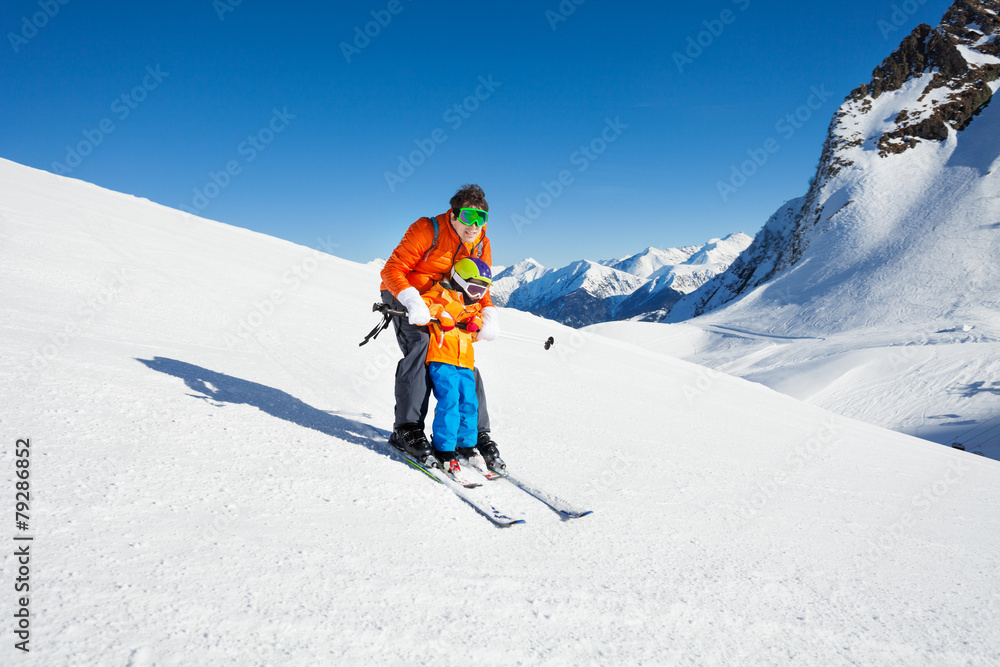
[372,302,468,330]
[373,302,407,318]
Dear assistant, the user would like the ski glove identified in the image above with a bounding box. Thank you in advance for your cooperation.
[437,311,457,331]
[397,287,432,326]
[478,307,499,341]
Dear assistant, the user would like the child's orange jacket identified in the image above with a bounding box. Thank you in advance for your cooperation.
[422,283,485,370]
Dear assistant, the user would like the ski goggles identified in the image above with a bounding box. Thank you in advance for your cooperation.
[464,279,490,299]
[456,207,488,227]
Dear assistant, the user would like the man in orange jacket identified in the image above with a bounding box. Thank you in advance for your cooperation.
[380,184,504,471]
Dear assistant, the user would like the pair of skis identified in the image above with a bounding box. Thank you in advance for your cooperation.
[399,448,593,527]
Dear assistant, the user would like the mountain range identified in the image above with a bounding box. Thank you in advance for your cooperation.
[490,233,753,327]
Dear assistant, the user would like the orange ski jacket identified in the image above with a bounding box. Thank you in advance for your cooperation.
[380,213,494,309]
[422,283,485,370]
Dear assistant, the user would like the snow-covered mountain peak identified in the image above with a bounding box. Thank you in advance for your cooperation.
[498,257,545,279]
[516,257,544,270]
[492,258,647,327]
[493,234,752,327]
[674,0,1000,332]
[602,244,701,280]
[832,0,1000,164]
[681,232,754,268]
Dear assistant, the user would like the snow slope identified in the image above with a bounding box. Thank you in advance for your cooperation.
[630,3,1000,458]
[591,101,1000,456]
[3,158,1000,665]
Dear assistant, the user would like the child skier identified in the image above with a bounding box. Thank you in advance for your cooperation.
[422,256,497,477]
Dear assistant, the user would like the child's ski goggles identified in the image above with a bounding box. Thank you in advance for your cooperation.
[464,279,491,299]
[456,207,488,227]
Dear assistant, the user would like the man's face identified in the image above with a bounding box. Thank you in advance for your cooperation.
[450,208,484,244]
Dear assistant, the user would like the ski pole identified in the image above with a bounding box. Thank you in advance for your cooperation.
[359,303,397,346]
[366,303,555,350]
[499,331,556,350]
[361,303,471,338]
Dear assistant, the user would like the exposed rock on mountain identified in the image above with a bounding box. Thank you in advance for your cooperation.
[672,0,1000,323]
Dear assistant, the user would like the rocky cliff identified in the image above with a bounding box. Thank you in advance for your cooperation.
[672,0,1000,322]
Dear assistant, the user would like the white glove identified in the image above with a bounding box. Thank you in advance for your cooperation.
[396,286,431,326]
[478,307,500,341]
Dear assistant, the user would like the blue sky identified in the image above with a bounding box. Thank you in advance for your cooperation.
[2,0,954,268]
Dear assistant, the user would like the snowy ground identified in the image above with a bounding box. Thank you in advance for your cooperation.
[612,79,1000,461]
[3,158,1000,665]
[589,320,1000,460]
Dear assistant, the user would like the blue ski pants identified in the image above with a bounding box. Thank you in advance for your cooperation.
[428,362,479,452]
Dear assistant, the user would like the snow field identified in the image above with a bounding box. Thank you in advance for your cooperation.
[639,78,1000,460]
[2,158,1000,664]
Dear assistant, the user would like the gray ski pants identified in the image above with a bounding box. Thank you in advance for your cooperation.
[381,290,491,434]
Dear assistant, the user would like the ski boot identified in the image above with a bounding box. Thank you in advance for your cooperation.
[436,449,479,487]
[457,445,502,480]
[476,432,506,473]
[390,424,437,468]
[435,449,459,473]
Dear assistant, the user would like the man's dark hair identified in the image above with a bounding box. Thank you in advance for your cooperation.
[450,184,488,215]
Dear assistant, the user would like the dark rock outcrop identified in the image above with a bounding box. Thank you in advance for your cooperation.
[672,0,1000,321]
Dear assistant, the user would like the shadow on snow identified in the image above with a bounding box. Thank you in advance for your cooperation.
[136,356,391,453]
[953,381,1000,398]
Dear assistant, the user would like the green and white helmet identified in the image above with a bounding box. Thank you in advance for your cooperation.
[451,257,492,301]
